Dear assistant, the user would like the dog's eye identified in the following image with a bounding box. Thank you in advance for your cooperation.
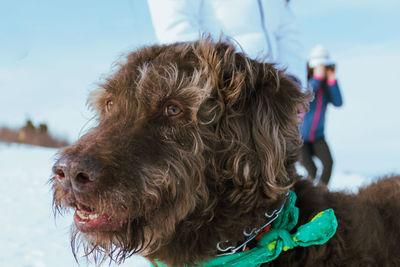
[164,104,182,118]
[105,100,113,113]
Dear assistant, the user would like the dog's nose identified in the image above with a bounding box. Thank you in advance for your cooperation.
[52,154,100,192]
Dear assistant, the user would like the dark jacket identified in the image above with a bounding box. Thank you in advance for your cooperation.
[300,76,343,141]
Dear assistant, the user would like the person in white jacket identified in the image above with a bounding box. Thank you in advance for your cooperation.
[147,0,306,88]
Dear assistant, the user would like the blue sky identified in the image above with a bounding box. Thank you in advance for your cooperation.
[1,0,399,176]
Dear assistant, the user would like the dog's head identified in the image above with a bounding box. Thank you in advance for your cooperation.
[51,38,311,266]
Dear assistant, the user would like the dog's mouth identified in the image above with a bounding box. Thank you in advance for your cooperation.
[74,203,127,232]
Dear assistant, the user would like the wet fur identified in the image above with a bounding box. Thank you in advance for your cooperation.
[51,38,400,266]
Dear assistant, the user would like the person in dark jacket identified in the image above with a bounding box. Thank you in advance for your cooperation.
[300,45,343,185]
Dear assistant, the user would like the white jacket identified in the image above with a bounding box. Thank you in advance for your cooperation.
[147,0,306,88]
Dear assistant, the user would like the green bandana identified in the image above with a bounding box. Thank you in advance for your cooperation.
[153,190,338,267]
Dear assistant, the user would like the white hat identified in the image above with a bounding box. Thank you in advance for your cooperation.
[308,45,334,68]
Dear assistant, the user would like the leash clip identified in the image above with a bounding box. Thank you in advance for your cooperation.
[216,191,289,256]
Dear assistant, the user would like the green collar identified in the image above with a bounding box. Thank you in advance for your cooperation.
[153,190,338,267]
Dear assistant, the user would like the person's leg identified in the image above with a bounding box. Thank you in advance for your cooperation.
[312,138,333,185]
[300,142,317,180]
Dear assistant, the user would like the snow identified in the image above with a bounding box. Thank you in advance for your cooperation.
[0,143,383,266]
[0,143,150,267]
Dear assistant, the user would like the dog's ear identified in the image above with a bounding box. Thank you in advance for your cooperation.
[207,42,311,199]
[245,62,311,196]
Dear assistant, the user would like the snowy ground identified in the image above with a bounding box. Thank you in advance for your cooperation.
[0,143,150,267]
[0,143,381,267]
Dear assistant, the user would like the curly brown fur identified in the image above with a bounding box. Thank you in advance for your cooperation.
[50,38,400,266]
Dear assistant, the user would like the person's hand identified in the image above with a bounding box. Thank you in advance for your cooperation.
[313,64,326,79]
[326,67,336,81]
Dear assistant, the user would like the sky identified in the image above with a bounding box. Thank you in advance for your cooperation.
[1,0,399,176]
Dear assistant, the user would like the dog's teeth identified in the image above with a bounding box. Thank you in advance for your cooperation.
[77,210,88,220]
[89,213,99,220]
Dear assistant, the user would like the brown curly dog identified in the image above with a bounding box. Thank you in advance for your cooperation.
[51,38,400,266]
